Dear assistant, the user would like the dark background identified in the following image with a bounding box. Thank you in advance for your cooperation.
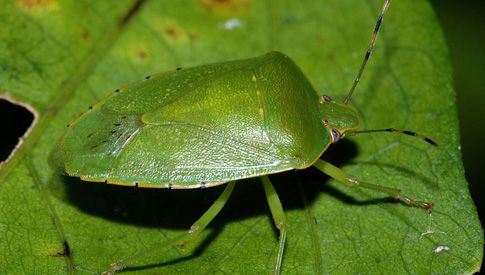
[430,0,485,222]
[1,0,484,224]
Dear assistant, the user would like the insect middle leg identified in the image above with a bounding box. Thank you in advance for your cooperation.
[260,176,288,275]
[104,181,236,274]
[312,159,432,210]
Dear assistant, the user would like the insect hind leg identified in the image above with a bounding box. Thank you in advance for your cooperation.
[104,181,236,274]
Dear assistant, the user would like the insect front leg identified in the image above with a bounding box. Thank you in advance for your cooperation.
[260,176,288,275]
[104,181,236,275]
[312,159,432,210]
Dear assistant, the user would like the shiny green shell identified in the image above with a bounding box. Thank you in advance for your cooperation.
[51,52,352,188]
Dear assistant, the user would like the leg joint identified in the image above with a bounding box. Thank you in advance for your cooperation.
[346,177,359,186]
[189,224,201,235]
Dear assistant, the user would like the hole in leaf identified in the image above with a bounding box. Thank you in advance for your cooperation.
[0,97,35,162]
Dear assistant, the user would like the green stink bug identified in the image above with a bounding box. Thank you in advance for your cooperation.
[50,0,437,273]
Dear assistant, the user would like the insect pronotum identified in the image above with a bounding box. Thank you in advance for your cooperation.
[50,0,436,274]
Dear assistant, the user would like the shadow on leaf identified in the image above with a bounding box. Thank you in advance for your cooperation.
[60,139,360,231]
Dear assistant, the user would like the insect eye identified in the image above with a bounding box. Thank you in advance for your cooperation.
[319,95,333,105]
[330,128,342,143]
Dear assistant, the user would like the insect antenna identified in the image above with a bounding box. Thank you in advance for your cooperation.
[343,0,391,104]
[351,128,438,146]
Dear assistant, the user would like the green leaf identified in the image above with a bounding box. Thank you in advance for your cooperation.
[0,0,482,274]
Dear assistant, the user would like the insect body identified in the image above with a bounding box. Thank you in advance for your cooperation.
[50,0,434,273]
[52,52,357,187]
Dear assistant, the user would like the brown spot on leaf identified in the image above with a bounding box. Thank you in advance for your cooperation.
[200,0,250,16]
[135,49,148,60]
[188,32,197,42]
[49,241,71,257]
[176,241,187,250]
[158,20,193,45]
[17,0,58,13]
[81,29,91,43]
[165,27,179,38]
